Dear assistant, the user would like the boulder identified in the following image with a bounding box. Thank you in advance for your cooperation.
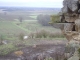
[62,0,79,13]
[68,51,79,60]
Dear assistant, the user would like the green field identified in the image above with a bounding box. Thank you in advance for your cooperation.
[0,9,64,55]
[0,20,61,39]
[0,9,62,40]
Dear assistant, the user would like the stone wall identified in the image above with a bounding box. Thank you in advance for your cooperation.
[60,0,80,31]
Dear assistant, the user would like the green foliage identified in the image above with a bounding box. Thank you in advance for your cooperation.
[19,33,24,41]
[78,48,80,58]
[18,16,23,23]
[0,44,18,55]
[0,21,27,40]
[37,14,50,26]
[29,30,64,39]
[0,35,3,40]
[0,22,26,35]
[35,30,48,38]
[64,58,68,60]
[68,55,79,60]
[65,45,75,53]
[0,20,64,41]
[0,35,4,44]
[78,48,80,54]
[50,15,60,23]
[17,20,60,34]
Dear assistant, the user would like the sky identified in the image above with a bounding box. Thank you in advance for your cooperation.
[0,0,63,8]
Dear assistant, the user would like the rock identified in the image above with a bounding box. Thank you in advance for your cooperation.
[31,53,50,60]
[2,40,8,44]
[33,44,37,48]
[14,50,23,57]
[69,0,78,12]
[23,36,28,39]
[68,56,79,60]
[68,51,79,60]
[62,6,68,13]
[62,0,79,13]
[65,53,70,58]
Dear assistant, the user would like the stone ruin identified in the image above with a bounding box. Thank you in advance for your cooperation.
[53,0,80,59]
[55,0,80,42]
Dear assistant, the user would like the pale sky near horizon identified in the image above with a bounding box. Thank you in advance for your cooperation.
[0,0,63,8]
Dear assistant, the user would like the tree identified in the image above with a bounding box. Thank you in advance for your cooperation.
[19,33,24,41]
[0,35,4,45]
[37,14,51,26]
[19,16,23,23]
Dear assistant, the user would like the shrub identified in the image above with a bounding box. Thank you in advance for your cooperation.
[0,35,4,45]
[0,44,18,55]
[19,33,24,41]
[78,48,80,58]
[29,30,64,39]
[37,14,51,26]
[18,16,23,23]
[35,30,48,38]
[50,15,60,23]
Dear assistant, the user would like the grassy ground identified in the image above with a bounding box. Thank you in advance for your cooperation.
[0,20,65,55]
[0,20,63,40]
[0,21,27,40]
[0,9,65,56]
[15,20,60,33]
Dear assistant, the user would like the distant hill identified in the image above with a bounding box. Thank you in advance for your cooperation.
[0,7,61,21]
[0,7,61,14]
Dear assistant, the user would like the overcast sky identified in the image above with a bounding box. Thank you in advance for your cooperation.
[0,0,63,8]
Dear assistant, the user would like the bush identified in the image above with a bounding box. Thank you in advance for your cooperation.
[18,16,23,23]
[29,30,64,39]
[50,15,60,23]
[35,30,48,38]
[37,14,51,26]
[19,33,24,41]
[78,48,80,52]
[0,35,4,45]
[0,44,18,55]
[78,48,80,57]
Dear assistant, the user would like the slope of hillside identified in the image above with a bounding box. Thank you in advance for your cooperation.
[0,21,27,38]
